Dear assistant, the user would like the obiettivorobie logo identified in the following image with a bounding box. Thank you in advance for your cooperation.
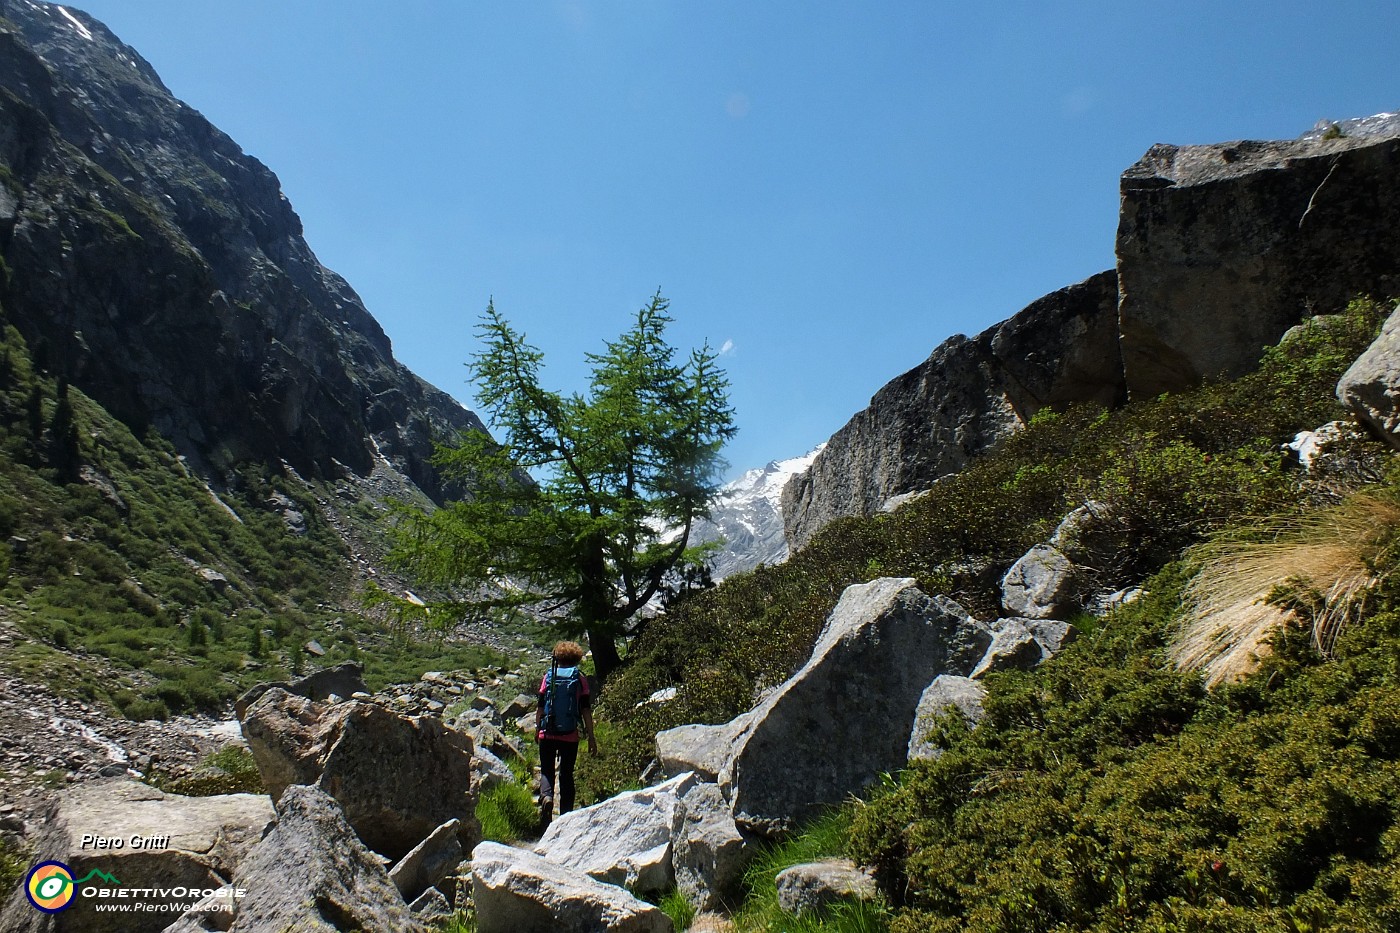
[24,862,121,913]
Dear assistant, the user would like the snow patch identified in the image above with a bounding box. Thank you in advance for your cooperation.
[56,6,94,41]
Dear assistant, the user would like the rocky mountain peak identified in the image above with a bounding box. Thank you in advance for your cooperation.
[0,0,484,498]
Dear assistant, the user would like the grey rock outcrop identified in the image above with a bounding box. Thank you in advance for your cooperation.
[721,578,992,836]
[774,859,879,917]
[534,772,699,896]
[215,785,423,933]
[782,271,1122,548]
[1118,117,1400,398]
[240,688,479,860]
[0,0,483,496]
[471,842,674,933]
[1338,301,1400,446]
[0,779,273,933]
[234,662,367,719]
[781,114,1400,549]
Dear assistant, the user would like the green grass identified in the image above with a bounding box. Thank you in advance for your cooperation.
[659,888,697,930]
[476,780,540,844]
[0,835,27,905]
[730,805,891,933]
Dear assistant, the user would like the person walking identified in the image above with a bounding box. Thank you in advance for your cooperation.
[536,640,598,833]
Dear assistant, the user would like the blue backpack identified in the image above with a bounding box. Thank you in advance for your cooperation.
[543,664,582,734]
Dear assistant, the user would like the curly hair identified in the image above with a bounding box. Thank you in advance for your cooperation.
[552,640,585,665]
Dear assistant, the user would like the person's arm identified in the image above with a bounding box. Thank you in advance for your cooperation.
[582,705,598,755]
[535,676,547,737]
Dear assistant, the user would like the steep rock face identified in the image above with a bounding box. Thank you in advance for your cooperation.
[0,0,482,495]
[782,270,1122,549]
[1118,113,1400,397]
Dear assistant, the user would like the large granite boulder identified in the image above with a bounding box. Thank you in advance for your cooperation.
[782,271,1122,548]
[1338,300,1400,447]
[1118,116,1400,398]
[471,842,673,933]
[672,782,754,912]
[720,578,992,836]
[206,785,422,933]
[534,773,698,896]
[1000,544,1082,619]
[971,618,1078,679]
[240,688,479,860]
[388,818,463,904]
[0,779,272,933]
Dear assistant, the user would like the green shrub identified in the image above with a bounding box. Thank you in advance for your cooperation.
[845,549,1400,933]
[120,696,169,722]
[155,746,263,796]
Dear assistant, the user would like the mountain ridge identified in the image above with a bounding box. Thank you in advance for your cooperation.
[0,0,482,500]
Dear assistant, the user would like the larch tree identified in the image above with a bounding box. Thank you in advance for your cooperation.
[386,292,737,680]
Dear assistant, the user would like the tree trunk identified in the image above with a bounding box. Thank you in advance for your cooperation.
[587,628,623,683]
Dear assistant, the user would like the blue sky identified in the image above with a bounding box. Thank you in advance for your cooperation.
[67,1,1400,477]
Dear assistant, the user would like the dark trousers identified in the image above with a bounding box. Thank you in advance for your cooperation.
[538,738,579,815]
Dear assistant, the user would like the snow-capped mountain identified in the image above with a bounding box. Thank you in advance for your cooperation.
[690,445,826,581]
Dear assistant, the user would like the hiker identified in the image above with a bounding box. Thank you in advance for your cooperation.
[536,640,598,831]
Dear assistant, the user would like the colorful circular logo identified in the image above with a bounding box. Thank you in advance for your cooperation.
[25,861,76,913]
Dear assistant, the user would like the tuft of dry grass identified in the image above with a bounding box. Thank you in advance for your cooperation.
[1171,492,1400,687]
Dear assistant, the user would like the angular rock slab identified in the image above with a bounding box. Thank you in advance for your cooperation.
[535,772,698,895]
[970,618,1078,679]
[0,778,272,933]
[1118,128,1400,398]
[241,688,479,861]
[217,785,423,933]
[672,782,753,912]
[234,662,368,719]
[775,859,878,917]
[471,842,673,933]
[471,746,516,792]
[721,578,992,836]
[1339,301,1400,447]
[389,818,463,902]
[908,675,988,762]
[655,714,752,782]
